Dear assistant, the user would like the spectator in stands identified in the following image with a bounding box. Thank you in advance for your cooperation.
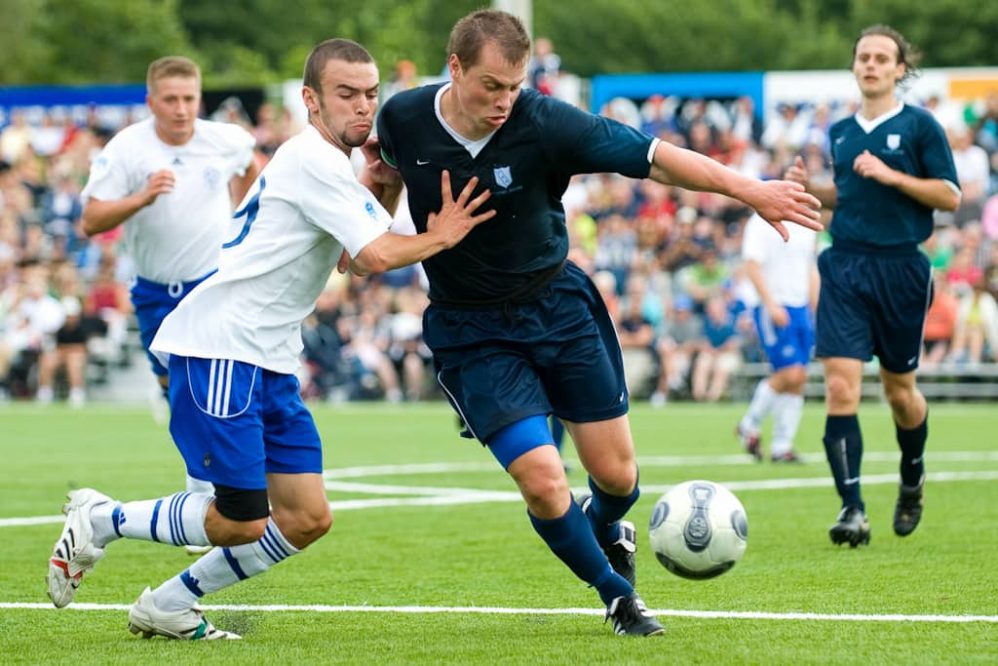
[387,286,432,401]
[946,124,990,227]
[528,37,561,96]
[950,273,998,364]
[0,111,33,164]
[921,274,959,367]
[650,294,703,405]
[6,262,64,399]
[676,246,728,313]
[691,295,741,401]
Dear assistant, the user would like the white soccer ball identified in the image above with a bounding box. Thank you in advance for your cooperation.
[648,480,748,580]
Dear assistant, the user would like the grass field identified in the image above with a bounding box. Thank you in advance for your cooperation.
[1,401,997,664]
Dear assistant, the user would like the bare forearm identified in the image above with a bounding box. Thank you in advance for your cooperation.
[806,182,837,209]
[891,174,960,212]
[648,141,751,196]
[350,231,448,276]
[81,196,148,236]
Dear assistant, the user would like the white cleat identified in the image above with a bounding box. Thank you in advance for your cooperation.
[128,587,241,640]
[47,488,113,608]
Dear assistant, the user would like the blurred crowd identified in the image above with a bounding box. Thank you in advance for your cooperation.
[2,45,998,406]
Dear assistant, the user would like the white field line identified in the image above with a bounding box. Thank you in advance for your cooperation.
[1,601,996,624]
[5,468,998,528]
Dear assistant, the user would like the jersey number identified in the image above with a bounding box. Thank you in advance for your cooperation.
[223,176,266,249]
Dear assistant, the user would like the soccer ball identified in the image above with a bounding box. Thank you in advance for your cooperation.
[648,480,748,580]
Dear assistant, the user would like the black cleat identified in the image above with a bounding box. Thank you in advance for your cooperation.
[893,477,924,537]
[736,425,763,462]
[605,593,664,637]
[829,505,871,548]
[577,493,637,586]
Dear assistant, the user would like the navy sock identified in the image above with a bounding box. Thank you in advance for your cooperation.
[584,476,640,547]
[896,412,927,487]
[528,501,632,605]
[823,415,864,511]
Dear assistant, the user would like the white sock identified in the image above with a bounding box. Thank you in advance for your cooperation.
[741,379,777,433]
[771,393,804,457]
[91,492,212,548]
[152,517,299,612]
[186,474,214,495]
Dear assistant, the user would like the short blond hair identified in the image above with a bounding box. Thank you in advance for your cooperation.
[146,56,201,93]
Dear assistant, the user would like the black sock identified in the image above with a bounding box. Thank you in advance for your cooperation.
[896,412,927,488]
[584,475,640,547]
[823,414,864,511]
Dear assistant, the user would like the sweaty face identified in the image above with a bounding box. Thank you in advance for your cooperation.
[148,76,200,146]
[853,35,904,99]
[308,60,379,153]
[450,41,527,137]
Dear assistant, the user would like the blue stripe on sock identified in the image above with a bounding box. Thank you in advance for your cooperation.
[258,533,282,563]
[175,492,190,546]
[111,505,123,537]
[179,570,205,598]
[222,547,248,580]
[150,499,163,542]
[264,524,290,559]
[166,494,179,546]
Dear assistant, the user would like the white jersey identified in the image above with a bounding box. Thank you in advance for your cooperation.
[81,117,255,283]
[740,214,816,308]
[151,124,392,374]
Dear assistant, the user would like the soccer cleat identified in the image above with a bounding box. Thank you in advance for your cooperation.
[128,587,240,640]
[605,593,664,637]
[829,505,871,548]
[577,493,637,586]
[770,450,802,463]
[736,424,763,462]
[893,477,925,537]
[47,488,113,608]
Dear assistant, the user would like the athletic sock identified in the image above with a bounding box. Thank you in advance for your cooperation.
[740,379,777,434]
[91,492,212,548]
[822,414,864,511]
[583,476,640,547]
[771,393,804,457]
[152,517,299,612]
[529,501,632,605]
[186,474,214,495]
[896,412,928,487]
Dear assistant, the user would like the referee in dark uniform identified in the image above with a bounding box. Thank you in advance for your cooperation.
[788,25,960,548]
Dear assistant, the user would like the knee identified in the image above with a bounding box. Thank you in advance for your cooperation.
[205,512,268,546]
[593,461,637,496]
[825,373,858,408]
[512,463,569,512]
[272,505,333,549]
[785,365,808,392]
[883,384,916,416]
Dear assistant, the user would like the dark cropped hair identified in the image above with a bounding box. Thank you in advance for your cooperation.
[448,10,531,68]
[853,25,921,86]
[303,38,374,92]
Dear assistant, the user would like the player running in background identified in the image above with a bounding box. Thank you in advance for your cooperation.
[787,25,960,547]
[80,56,259,505]
[736,213,817,463]
[376,9,821,636]
[47,38,494,640]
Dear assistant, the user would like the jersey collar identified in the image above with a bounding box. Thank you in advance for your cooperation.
[853,102,905,134]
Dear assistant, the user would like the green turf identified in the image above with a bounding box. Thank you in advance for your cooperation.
[1,402,996,663]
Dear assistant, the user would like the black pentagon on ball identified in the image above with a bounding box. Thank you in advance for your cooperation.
[731,509,748,540]
[649,500,670,530]
[655,552,736,580]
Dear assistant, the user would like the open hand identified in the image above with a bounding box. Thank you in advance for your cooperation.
[360,137,402,187]
[745,179,823,241]
[426,171,496,249]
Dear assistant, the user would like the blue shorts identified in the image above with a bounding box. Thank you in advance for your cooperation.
[131,273,213,377]
[753,304,814,371]
[425,261,628,444]
[816,245,932,374]
[168,355,322,489]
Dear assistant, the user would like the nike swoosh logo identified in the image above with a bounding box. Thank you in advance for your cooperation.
[416,159,430,166]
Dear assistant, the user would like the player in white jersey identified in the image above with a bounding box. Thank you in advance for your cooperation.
[80,56,258,502]
[736,213,818,462]
[47,39,494,640]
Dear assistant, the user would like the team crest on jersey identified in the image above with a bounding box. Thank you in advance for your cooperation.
[493,165,513,188]
[365,201,377,219]
[886,134,901,150]
[203,166,221,190]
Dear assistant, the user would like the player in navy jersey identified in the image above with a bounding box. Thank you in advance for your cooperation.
[377,9,822,636]
[786,26,960,547]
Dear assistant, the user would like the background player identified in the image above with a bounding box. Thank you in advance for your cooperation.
[736,212,818,462]
[787,25,960,546]
[47,38,494,640]
[377,9,822,636]
[80,56,259,506]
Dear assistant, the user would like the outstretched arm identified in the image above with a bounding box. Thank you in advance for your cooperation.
[648,141,822,241]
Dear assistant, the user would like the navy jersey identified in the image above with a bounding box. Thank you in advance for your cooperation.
[377,84,654,303]
[828,104,958,247]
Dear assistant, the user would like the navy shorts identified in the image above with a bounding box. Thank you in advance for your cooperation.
[816,246,932,374]
[168,355,323,489]
[131,273,212,376]
[425,261,628,444]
